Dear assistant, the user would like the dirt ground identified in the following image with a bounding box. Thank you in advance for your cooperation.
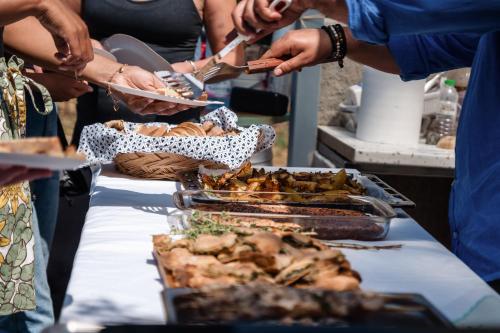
[271,122,288,166]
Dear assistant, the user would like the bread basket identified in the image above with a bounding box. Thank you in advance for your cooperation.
[79,107,276,180]
[106,120,237,180]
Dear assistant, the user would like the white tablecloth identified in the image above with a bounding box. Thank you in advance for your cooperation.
[59,167,500,327]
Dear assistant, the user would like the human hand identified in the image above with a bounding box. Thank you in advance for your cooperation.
[26,72,93,102]
[110,65,190,116]
[232,0,310,42]
[0,165,52,187]
[172,62,194,74]
[261,28,332,76]
[36,0,93,74]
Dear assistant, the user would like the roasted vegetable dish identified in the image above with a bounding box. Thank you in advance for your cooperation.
[200,164,366,202]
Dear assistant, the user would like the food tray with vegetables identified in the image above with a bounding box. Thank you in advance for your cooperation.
[172,191,396,240]
[178,164,415,208]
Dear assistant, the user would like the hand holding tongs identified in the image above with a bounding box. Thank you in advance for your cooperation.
[201,58,285,84]
[195,0,292,83]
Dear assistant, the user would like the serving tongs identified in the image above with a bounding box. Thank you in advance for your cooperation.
[194,0,292,85]
[195,57,285,84]
[323,241,403,251]
[154,70,204,100]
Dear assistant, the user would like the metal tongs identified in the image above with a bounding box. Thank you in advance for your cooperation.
[195,0,292,84]
[200,58,285,84]
[154,70,204,99]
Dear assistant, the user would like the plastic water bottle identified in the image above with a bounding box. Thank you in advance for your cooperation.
[426,79,459,145]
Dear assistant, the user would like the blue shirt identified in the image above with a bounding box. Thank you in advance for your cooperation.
[345,0,500,281]
[346,0,500,44]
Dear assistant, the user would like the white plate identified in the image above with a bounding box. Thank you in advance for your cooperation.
[102,34,175,73]
[107,82,223,107]
[0,152,85,171]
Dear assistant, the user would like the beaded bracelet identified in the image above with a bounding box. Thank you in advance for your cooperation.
[320,24,347,68]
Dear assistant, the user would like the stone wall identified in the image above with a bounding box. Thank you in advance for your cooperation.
[318,58,362,126]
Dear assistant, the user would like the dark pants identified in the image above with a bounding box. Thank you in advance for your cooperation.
[489,280,500,294]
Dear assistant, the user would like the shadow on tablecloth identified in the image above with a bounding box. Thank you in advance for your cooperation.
[91,186,174,214]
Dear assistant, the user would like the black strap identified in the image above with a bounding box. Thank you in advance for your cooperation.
[57,115,69,149]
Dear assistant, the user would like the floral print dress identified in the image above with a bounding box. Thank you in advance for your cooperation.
[0,56,53,315]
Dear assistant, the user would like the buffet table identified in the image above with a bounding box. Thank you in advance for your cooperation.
[59,166,500,328]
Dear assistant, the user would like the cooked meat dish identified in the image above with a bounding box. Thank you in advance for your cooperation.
[153,230,361,291]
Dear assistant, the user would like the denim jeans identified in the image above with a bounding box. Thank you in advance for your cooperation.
[0,207,55,333]
[26,99,60,265]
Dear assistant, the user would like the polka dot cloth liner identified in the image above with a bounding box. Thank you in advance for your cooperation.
[78,107,276,170]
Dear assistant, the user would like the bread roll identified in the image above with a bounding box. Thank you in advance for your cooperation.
[437,136,456,150]
[156,87,181,98]
[202,121,215,132]
[137,125,169,137]
[207,126,225,137]
[178,122,206,136]
[106,120,125,132]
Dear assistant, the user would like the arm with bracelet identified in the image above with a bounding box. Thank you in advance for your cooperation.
[170,0,246,76]
[237,0,500,76]
[259,25,481,78]
[4,17,190,116]
[260,25,355,76]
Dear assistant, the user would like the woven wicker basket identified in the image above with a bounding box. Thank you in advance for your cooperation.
[105,120,206,180]
[114,152,204,180]
[106,120,264,180]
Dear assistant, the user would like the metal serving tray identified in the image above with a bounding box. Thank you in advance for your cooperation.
[163,288,453,328]
[178,169,415,208]
[172,191,396,241]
